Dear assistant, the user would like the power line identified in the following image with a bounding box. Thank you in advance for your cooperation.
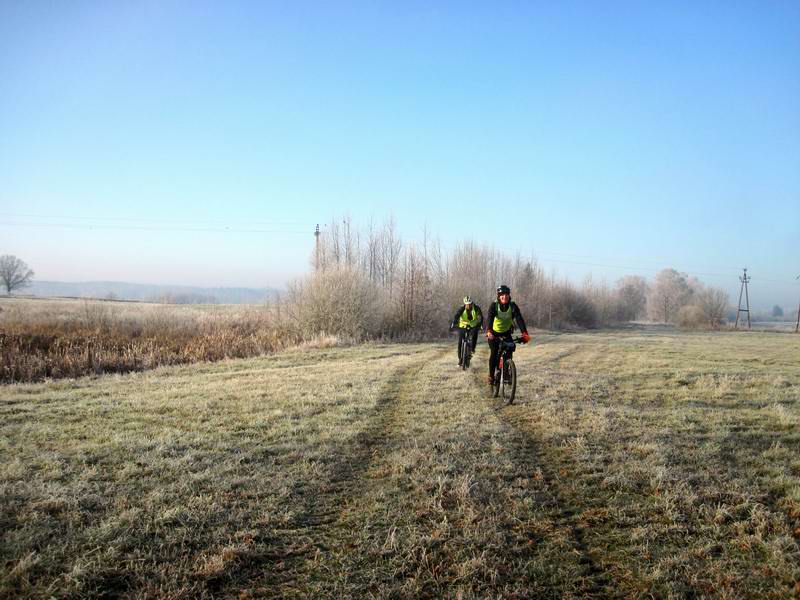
[0,212,309,228]
[4,215,799,288]
[0,220,309,235]
[403,235,800,287]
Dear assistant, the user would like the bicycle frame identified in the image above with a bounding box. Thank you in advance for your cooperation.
[496,337,518,379]
[493,335,524,403]
[459,326,475,369]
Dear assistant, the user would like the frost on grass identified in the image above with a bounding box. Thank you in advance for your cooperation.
[1,332,799,598]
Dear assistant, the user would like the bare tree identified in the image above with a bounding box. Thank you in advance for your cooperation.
[360,216,400,289]
[583,275,616,326]
[695,286,729,327]
[648,268,692,323]
[379,217,402,299]
[615,275,649,321]
[0,255,35,294]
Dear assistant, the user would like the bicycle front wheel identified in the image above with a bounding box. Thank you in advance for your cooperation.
[503,360,517,404]
[492,368,501,397]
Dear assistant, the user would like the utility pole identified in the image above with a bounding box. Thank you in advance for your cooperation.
[734,268,751,330]
[795,275,799,333]
[314,224,321,272]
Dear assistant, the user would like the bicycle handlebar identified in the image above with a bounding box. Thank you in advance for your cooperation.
[489,334,527,343]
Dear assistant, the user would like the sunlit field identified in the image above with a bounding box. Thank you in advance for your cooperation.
[2,330,798,598]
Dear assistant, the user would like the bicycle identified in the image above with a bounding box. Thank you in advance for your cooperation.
[458,326,476,370]
[492,335,525,403]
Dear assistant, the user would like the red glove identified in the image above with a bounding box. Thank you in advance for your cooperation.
[521,331,531,344]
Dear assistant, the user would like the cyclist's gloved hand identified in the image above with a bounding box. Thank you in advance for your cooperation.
[486,331,494,340]
[521,331,531,344]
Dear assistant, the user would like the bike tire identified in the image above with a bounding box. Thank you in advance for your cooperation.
[505,360,517,404]
[460,338,468,370]
[493,368,501,397]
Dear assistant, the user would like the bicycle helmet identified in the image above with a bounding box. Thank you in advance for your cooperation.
[463,295,473,305]
[496,285,511,298]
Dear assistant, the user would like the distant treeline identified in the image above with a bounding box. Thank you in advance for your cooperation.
[285,217,731,340]
[27,281,276,304]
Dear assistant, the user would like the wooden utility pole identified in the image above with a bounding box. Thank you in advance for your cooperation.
[734,268,751,330]
[314,224,321,271]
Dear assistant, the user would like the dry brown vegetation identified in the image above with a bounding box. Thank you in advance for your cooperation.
[2,329,798,598]
[0,298,305,383]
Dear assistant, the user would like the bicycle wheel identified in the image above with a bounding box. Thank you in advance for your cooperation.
[460,337,468,370]
[464,340,472,368]
[492,367,501,397]
[504,360,517,404]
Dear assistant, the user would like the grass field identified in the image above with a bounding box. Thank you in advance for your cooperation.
[2,330,799,598]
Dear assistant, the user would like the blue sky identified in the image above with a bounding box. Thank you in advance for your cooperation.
[1,1,798,308]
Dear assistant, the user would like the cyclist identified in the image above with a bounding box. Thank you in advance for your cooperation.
[485,285,530,384]
[450,295,483,365]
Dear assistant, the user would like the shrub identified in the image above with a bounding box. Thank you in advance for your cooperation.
[549,283,597,329]
[289,267,384,340]
[677,305,707,329]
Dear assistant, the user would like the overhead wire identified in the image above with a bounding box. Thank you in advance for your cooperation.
[2,214,798,286]
[0,219,309,235]
[0,212,309,228]
[403,235,800,287]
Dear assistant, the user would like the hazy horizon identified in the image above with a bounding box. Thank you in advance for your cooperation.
[13,257,798,314]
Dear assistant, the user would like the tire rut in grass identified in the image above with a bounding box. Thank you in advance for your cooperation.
[496,409,617,598]
[249,346,448,594]
[306,346,553,597]
[482,341,618,598]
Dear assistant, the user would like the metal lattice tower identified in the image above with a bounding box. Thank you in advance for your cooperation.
[734,268,751,330]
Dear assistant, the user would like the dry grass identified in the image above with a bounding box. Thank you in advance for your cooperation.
[1,329,799,598]
[507,330,800,597]
[0,298,311,383]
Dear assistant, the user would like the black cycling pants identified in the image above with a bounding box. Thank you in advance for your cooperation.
[488,332,514,377]
[457,327,479,361]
